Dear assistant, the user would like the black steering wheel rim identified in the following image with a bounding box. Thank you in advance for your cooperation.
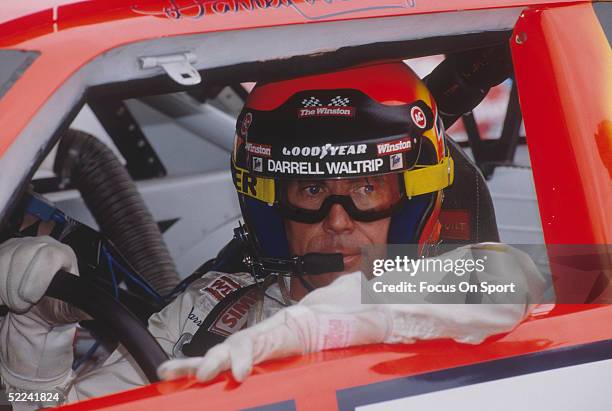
[45,270,169,383]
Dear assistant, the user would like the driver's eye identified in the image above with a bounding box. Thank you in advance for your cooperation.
[354,184,375,195]
[305,185,323,196]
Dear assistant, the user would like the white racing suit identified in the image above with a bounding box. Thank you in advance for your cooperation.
[1,243,548,408]
[1,270,287,408]
[69,271,287,401]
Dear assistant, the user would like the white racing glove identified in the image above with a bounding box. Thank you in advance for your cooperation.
[0,236,85,392]
[158,243,548,383]
[158,300,389,382]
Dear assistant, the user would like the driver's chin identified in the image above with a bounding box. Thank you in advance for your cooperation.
[342,252,362,273]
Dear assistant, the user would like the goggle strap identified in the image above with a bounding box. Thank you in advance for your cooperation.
[233,163,276,203]
[403,156,454,198]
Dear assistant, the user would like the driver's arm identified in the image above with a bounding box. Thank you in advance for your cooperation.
[65,270,253,401]
[0,235,84,409]
[0,233,176,405]
[0,232,214,407]
[64,289,190,402]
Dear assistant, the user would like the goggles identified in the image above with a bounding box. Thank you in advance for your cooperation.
[278,175,405,223]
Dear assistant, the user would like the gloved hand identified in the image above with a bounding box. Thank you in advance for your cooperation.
[158,300,389,382]
[158,244,547,383]
[157,288,528,383]
[0,236,85,392]
[0,236,82,318]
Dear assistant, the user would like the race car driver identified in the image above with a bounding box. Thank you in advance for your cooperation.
[0,62,546,407]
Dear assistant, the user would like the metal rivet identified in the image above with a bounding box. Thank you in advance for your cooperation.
[515,32,527,44]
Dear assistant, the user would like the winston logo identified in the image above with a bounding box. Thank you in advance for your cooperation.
[298,106,355,118]
[377,138,412,156]
[132,0,416,21]
[298,95,354,117]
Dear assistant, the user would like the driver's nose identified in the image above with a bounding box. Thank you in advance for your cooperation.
[323,203,355,234]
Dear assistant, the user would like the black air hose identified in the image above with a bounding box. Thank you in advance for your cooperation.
[54,129,180,295]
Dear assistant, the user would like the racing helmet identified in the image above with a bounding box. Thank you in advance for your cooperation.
[231,62,454,266]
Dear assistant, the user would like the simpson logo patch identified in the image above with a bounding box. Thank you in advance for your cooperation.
[390,153,404,170]
[209,288,259,337]
[376,138,412,156]
[203,276,242,302]
[253,157,263,172]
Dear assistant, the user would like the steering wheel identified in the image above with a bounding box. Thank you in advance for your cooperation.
[1,270,169,383]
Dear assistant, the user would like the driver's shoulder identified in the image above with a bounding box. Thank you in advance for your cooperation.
[147,271,255,345]
[188,270,254,302]
[167,271,255,317]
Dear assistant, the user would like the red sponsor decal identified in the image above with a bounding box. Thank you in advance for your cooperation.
[204,276,242,302]
[209,289,259,337]
[245,142,272,157]
[439,210,471,241]
[297,106,355,118]
[411,106,427,129]
[376,137,412,156]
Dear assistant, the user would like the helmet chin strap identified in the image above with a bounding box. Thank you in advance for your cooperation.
[297,275,316,293]
[234,225,344,281]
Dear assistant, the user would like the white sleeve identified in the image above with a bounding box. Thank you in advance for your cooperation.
[65,286,196,402]
[0,296,187,408]
[64,270,245,402]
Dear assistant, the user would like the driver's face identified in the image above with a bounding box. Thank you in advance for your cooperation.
[284,176,396,298]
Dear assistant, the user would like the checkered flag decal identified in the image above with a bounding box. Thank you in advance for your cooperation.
[328,96,350,106]
[302,97,322,107]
